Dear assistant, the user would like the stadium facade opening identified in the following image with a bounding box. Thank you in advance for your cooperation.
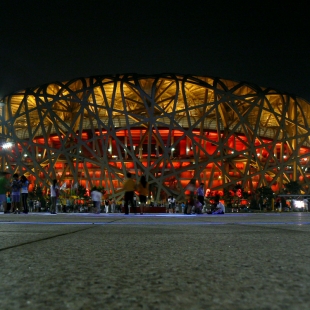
[1,74,310,201]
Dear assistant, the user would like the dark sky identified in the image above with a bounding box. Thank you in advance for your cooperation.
[1,1,309,101]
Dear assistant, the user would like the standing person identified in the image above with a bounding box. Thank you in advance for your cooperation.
[170,196,176,213]
[0,171,10,213]
[20,175,29,214]
[90,187,102,214]
[65,198,71,213]
[133,195,137,214]
[166,197,170,213]
[167,196,176,213]
[105,197,110,213]
[6,194,12,213]
[11,173,22,214]
[137,175,148,215]
[122,172,136,215]
[50,179,59,214]
[110,198,115,213]
[181,201,185,213]
[196,183,205,209]
[29,199,34,212]
[186,196,195,214]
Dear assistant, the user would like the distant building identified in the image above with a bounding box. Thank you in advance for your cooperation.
[1,74,310,201]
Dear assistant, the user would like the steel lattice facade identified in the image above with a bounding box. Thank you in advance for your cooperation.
[1,73,310,201]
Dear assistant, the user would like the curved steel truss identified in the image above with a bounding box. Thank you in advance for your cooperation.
[1,73,310,201]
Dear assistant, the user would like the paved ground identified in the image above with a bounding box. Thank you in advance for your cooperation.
[1,212,310,310]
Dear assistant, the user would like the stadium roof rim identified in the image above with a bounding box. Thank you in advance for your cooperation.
[1,73,307,102]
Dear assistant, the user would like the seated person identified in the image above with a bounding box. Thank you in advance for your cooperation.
[212,201,225,214]
[206,202,217,214]
[194,199,203,214]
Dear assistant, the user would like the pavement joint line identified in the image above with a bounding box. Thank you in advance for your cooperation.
[3,212,310,217]
[0,218,125,252]
[1,212,309,217]
[1,221,310,226]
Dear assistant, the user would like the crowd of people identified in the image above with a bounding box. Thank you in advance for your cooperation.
[121,176,225,215]
[164,183,225,215]
[119,172,148,215]
[0,171,225,215]
[0,172,29,214]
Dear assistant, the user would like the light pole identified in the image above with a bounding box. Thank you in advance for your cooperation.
[0,101,13,172]
[0,101,5,171]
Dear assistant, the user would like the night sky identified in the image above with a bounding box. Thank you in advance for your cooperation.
[1,1,309,101]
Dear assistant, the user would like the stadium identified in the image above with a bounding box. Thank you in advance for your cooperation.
[1,73,310,202]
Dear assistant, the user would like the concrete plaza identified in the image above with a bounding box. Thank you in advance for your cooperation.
[1,212,310,309]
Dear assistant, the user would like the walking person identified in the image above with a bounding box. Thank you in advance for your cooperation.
[50,179,59,214]
[122,172,136,215]
[0,171,10,213]
[20,175,29,214]
[137,175,148,215]
[90,187,102,214]
[11,173,22,214]
[196,183,205,209]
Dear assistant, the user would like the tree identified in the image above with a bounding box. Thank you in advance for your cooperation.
[77,184,87,199]
[223,187,234,209]
[256,186,274,210]
[250,197,259,210]
[30,184,47,211]
[284,181,301,195]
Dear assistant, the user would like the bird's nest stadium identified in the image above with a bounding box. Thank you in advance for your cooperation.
[1,73,310,201]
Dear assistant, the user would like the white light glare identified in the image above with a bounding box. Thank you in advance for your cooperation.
[2,142,13,149]
[293,200,305,209]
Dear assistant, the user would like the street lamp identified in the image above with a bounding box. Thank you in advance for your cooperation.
[0,101,4,171]
[0,101,13,171]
